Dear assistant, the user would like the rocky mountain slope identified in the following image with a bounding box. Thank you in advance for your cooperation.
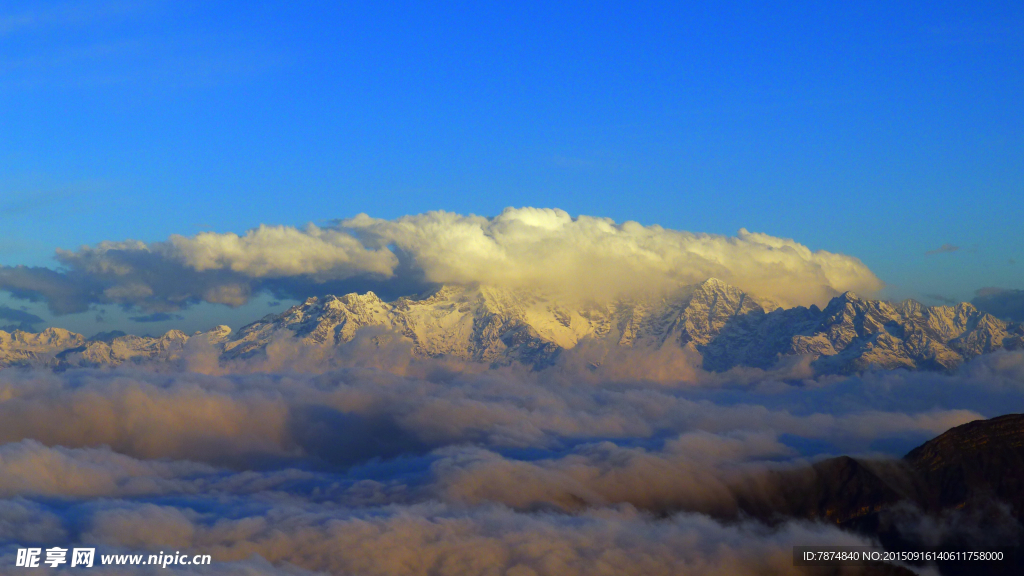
[1,279,1020,373]
[742,414,1024,575]
[741,415,1024,527]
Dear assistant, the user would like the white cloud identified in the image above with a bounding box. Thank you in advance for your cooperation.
[0,208,883,314]
[168,224,397,279]
[344,208,883,307]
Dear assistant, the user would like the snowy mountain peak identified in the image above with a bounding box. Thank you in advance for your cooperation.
[698,277,727,289]
[1,279,1021,375]
[199,325,233,343]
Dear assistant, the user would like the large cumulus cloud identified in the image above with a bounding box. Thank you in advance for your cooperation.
[0,208,883,314]
[0,226,398,315]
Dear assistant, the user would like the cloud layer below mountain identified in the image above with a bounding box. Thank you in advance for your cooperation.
[0,208,883,314]
[1,340,1023,573]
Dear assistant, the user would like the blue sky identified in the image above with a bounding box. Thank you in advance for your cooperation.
[1,0,1022,335]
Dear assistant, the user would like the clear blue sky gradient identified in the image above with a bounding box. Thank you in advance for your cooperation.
[1,1,1021,333]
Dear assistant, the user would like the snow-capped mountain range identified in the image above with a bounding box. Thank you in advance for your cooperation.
[2,279,1021,374]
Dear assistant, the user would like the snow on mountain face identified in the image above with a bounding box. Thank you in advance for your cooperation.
[0,328,85,367]
[1,280,1021,375]
[704,290,1023,373]
[221,279,782,368]
[0,326,233,370]
[225,285,578,366]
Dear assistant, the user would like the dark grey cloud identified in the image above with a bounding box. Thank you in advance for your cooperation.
[972,287,1024,322]
[0,305,44,331]
[925,243,960,255]
[0,235,407,315]
[0,265,98,315]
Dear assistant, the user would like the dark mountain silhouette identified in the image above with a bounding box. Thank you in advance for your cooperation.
[739,414,1024,575]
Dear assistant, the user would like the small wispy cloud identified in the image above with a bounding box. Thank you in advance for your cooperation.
[0,0,148,36]
[925,243,960,255]
[924,293,959,305]
[0,191,75,218]
[129,312,184,323]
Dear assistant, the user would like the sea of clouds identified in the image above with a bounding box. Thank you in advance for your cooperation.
[0,209,1019,574]
[1,337,1023,574]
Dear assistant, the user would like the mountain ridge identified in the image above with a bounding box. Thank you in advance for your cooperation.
[2,279,1021,374]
